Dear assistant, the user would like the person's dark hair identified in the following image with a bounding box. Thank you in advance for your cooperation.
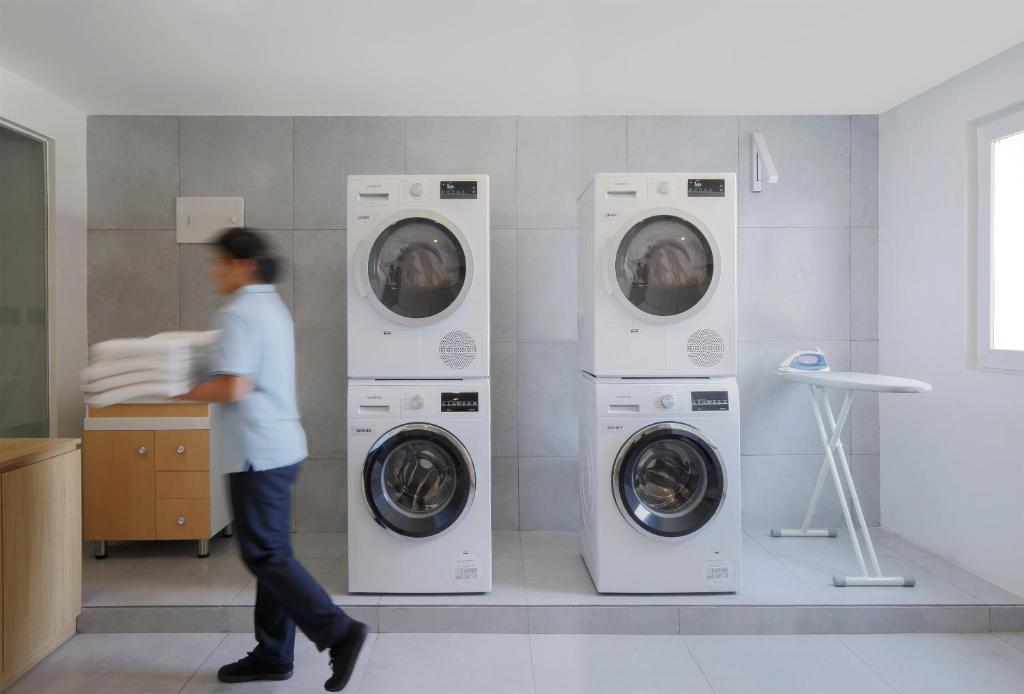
[215,227,278,284]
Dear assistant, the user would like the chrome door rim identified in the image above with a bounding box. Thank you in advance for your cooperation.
[361,209,475,327]
[608,207,721,325]
[611,421,727,539]
[362,422,477,539]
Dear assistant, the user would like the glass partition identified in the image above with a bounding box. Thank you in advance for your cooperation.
[0,124,49,437]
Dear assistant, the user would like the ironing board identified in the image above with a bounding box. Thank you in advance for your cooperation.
[773,370,932,587]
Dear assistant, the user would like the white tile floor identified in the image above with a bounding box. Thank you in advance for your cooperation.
[83,530,1024,608]
[11,631,1024,693]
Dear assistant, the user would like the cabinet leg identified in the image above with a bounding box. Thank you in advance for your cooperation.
[94,540,108,559]
[222,522,234,538]
[198,539,210,558]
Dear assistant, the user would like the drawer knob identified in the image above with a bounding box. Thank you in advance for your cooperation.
[138,446,147,456]
[176,515,186,526]
[176,445,186,455]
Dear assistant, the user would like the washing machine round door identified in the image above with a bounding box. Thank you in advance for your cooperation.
[363,423,476,538]
[366,216,470,324]
[612,422,725,538]
[614,214,716,320]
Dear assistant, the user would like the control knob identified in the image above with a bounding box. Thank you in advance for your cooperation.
[409,394,424,410]
[409,182,423,197]
[659,393,676,409]
[657,180,672,195]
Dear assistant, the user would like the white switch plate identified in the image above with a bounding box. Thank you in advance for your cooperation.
[176,196,244,243]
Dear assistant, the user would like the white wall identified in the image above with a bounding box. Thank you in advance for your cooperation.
[879,42,1024,595]
[0,67,87,437]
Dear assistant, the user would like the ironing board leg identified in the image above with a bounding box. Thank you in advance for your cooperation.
[807,386,870,577]
[769,386,839,539]
[820,391,883,577]
[813,386,913,588]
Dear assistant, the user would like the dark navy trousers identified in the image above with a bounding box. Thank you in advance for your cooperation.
[229,463,352,665]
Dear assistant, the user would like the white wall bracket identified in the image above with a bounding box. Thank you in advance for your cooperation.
[176,196,244,244]
[751,131,779,192]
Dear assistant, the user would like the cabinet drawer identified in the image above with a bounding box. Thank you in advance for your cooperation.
[155,471,209,500]
[155,430,209,471]
[155,499,210,540]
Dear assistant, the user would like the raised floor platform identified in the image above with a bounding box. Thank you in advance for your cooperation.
[79,530,1024,636]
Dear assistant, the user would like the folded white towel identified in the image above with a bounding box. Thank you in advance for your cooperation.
[84,381,191,409]
[152,330,221,348]
[83,331,223,408]
[89,335,191,362]
[80,369,187,394]
[81,356,191,384]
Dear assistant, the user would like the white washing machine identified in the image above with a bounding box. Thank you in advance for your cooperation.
[579,373,741,593]
[347,175,490,378]
[578,173,737,378]
[347,379,492,593]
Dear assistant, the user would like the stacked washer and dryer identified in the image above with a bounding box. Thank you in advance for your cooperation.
[346,175,492,593]
[577,173,742,593]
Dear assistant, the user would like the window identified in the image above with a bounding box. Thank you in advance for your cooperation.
[977,109,1024,372]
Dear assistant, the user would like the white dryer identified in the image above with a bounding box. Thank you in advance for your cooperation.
[578,173,736,378]
[580,373,741,593]
[347,379,491,593]
[347,175,489,378]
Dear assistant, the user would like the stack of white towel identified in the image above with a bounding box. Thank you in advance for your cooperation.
[81,331,220,408]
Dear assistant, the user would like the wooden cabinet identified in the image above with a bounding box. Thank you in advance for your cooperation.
[0,439,82,690]
[83,404,230,558]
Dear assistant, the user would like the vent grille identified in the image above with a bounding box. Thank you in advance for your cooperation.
[686,329,725,368]
[439,330,478,370]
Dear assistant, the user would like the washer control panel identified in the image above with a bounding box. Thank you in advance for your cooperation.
[687,178,726,197]
[441,391,479,412]
[593,377,738,416]
[692,391,729,411]
[440,180,478,199]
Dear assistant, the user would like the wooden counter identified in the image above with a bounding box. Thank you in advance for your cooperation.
[0,438,81,474]
[0,438,82,691]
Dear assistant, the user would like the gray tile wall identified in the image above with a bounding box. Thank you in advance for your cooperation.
[86,114,879,531]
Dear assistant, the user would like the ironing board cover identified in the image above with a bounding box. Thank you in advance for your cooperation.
[776,370,931,393]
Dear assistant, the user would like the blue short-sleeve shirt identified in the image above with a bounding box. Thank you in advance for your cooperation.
[208,284,308,473]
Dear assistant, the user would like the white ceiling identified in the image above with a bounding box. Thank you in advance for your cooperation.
[2,0,1023,116]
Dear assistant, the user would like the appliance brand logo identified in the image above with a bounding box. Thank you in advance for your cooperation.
[383,330,392,335]
[357,215,370,221]
[351,425,377,436]
[603,212,617,218]
[630,328,639,333]
[605,424,624,432]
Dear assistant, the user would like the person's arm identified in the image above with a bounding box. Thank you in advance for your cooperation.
[181,310,257,403]
[179,374,252,403]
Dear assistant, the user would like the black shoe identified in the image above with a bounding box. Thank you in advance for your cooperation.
[325,621,369,692]
[217,651,293,683]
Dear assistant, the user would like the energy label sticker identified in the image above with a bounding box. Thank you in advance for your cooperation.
[704,557,733,586]
[450,551,482,585]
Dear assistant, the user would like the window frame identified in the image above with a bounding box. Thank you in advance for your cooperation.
[976,108,1024,373]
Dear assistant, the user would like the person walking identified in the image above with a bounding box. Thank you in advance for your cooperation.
[181,227,366,692]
